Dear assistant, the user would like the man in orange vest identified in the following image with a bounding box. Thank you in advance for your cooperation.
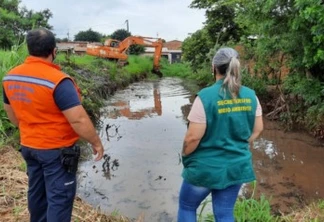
[2,28,104,222]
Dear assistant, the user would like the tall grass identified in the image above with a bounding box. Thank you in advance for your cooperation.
[160,60,214,89]
[124,55,153,75]
[160,59,192,78]
[0,45,28,145]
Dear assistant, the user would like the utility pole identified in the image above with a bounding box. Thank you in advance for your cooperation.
[125,20,129,32]
[67,29,70,42]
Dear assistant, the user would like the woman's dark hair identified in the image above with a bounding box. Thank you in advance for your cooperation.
[26,28,56,57]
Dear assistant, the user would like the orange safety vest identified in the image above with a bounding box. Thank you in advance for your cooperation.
[2,56,81,149]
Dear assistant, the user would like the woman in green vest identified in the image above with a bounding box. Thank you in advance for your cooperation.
[178,47,264,222]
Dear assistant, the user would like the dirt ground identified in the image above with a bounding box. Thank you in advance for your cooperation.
[0,146,144,222]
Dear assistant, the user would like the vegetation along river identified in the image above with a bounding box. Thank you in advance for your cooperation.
[77,77,324,221]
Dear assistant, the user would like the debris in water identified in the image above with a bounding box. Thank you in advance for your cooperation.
[101,154,120,180]
[155,175,167,181]
[105,123,121,141]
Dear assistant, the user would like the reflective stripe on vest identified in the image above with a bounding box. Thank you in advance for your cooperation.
[3,75,55,89]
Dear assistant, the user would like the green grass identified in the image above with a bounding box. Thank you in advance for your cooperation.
[161,60,192,78]
[124,55,153,75]
[0,44,28,146]
[198,182,279,222]
[160,59,214,89]
[198,195,278,222]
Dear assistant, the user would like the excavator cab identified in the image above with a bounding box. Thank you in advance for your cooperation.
[104,39,120,48]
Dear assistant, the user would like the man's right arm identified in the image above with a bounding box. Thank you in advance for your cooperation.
[54,79,104,161]
[62,105,104,161]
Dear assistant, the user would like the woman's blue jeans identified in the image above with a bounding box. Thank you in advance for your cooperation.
[178,180,242,222]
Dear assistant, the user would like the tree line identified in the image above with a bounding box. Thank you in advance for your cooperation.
[182,0,324,136]
[0,1,143,54]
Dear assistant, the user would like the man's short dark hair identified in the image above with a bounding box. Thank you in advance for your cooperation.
[26,28,56,57]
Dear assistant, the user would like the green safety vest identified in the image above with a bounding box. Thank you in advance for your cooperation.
[182,79,257,189]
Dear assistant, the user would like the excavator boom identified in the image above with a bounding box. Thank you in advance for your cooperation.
[86,36,163,77]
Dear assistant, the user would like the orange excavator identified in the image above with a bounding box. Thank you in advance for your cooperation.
[86,36,163,77]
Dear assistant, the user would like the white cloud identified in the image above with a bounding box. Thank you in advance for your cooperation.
[20,0,206,41]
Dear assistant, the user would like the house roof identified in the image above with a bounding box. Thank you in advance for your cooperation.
[57,42,87,52]
[163,40,182,50]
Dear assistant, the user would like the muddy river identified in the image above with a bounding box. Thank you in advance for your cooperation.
[77,77,324,221]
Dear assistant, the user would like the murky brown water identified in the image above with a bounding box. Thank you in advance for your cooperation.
[77,77,324,221]
[251,120,324,215]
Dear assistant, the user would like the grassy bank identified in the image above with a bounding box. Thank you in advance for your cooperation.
[55,54,154,123]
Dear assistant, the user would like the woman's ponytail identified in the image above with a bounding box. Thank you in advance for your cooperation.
[223,56,241,98]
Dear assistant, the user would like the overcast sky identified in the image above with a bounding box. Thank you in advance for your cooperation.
[20,0,206,41]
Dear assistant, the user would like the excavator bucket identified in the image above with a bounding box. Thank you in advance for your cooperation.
[152,68,163,77]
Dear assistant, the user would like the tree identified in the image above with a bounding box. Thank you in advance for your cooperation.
[110,29,145,55]
[189,0,324,79]
[0,0,52,49]
[180,0,244,71]
[110,29,131,41]
[232,0,324,79]
[190,0,243,45]
[181,28,214,71]
[74,29,102,42]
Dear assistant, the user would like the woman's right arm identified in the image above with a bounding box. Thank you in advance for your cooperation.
[249,96,264,147]
[248,116,263,147]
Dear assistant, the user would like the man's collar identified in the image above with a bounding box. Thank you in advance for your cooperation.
[25,56,61,70]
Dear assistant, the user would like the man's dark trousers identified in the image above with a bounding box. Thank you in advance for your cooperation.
[21,147,77,222]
